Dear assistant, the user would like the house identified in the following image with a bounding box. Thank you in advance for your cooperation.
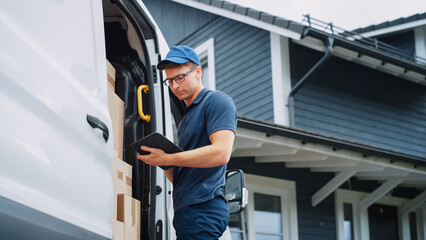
[142,1,426,239]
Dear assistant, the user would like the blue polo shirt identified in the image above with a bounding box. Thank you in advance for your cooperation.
[173,88,237,212]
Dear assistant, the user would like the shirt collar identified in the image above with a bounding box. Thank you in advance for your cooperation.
[184,88,209,113]
[190,88,209,106]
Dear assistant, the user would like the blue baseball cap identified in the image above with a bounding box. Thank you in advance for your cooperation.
[157,45,201,69]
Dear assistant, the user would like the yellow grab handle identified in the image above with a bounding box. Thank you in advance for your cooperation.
[137,85,151,122]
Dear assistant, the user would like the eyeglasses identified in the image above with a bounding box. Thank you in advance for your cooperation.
[162,66,197,87]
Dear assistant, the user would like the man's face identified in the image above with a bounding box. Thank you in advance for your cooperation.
[165,64,201,104]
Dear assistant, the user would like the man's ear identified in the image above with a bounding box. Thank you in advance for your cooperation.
[196,66,202,80]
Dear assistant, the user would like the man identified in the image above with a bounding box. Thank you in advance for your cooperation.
[137,46,237,239]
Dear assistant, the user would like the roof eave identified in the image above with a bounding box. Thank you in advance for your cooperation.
[235,116,426,207]
[237,116,426,167]
[355,18,426,37]
[304,28,426,75]
[171,0,304,40]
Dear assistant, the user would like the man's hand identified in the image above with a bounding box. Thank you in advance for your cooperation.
[137,146,170,166]
[137,146,174,182]
[137,129,234,168]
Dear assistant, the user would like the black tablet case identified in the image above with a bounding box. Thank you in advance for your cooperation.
[130,132,182,170]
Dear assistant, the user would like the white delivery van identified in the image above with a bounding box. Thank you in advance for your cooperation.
[0,1,246,240]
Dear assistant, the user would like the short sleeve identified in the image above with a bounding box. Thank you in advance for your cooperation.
[204,91,238,136]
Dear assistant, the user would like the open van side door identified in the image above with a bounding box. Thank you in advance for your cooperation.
[0,0,113,238]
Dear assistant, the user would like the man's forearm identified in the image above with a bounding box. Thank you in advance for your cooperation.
[138,130,234,170]
[169,130,234,168]
[171,145,229,168]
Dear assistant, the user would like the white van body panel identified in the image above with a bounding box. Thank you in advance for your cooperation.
[0,0,113,237]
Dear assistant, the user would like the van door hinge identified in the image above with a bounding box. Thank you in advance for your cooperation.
[152,65,158,83]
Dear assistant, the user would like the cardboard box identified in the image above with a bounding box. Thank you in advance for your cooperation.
[111,162,132,197]
[111,153,132,195]
[107,59,116,89]
[108,60,140,240]
[112,219,125,240]
[111,152,132,240]
[117,194,141,240]
[107,60,124,160]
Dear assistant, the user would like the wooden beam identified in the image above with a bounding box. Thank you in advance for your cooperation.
[232,138,263,150]
[256,155,288,163]
[311,164,384,173]
[312,169,357,206]
[232,147,297,157]
[357,171,424,181]
[401,190,426,215]
[278,152,329,162]
[356,168,407,178]
[360,178,404,210]
[232,142,298,157]
[257,152,330,163]
[400,181,426,188]
[286,159,355,168]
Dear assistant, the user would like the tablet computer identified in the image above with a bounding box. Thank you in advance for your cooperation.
[130,132,182,170]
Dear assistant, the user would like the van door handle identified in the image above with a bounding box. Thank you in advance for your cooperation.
[137,85,151,122]
[86,114,109,142]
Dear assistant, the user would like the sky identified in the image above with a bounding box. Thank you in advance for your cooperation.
[226,0,426,30]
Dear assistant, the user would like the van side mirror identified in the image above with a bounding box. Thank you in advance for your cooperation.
[224,169,248,215]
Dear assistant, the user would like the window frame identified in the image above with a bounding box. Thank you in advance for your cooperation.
[335,189,426,240]
[245,174,299,240]
[229,211,248,240]
[194,37,216,90]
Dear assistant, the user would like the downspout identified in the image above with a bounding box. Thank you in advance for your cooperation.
[288,37,334,127]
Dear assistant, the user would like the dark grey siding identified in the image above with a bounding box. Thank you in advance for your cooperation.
[143,0,216,46]
[377,30,415,57]
[290,42,426,157]
[180,17,273,122]
[144,1,274,121]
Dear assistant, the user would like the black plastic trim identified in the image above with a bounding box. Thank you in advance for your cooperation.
[0,196,109,240]
[86,114,109,142]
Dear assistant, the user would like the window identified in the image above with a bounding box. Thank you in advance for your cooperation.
[343,203,354,240]
[254,193,284,239]
[368,204,399,240]
[244,174,299,240]
[229,212,247,240]
[194,38,215,90]
[335,189,426,240]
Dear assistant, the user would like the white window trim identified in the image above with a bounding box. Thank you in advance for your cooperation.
[245,174,299,240]
[229,211,248,240]
[194,38,216,90]
[414,26,426,65]
[270,33,292,126]
[335,189,426,240]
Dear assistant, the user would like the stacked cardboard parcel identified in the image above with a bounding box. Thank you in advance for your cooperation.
[107,60,141,240]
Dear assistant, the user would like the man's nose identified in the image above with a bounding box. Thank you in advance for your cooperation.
[171,81,180,89]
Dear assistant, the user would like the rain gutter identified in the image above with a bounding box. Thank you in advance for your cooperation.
[288,37,334,127]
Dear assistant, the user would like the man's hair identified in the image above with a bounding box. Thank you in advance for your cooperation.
[159,61,198,70]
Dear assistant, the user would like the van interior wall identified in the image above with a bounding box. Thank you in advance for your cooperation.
[103,1,152,238]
